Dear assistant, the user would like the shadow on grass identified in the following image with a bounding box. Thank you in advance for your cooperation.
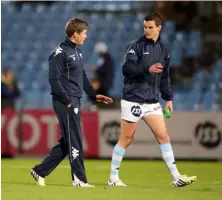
[4,181,216,192]
[126,183,221,193]
[1,181,107,187]
[2,181,69,187]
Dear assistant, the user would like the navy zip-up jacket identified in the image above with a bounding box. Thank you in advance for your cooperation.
[49,38,96,105]
[122,35,173,103]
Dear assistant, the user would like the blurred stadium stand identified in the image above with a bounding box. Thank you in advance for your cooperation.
[1,1,221,111]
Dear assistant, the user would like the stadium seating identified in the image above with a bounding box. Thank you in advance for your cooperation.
[1,1,221,111]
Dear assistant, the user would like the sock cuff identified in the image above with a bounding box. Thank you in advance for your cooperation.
[114,145,126,156]
[159,143,172,153]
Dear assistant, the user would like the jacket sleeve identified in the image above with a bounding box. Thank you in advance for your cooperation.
[48,51,71,105]
[160,53,173,101]
[122,43,148,78]
[83,69,97,99]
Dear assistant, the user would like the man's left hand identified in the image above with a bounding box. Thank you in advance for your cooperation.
[96,94,113,104]
[165,100,173,113]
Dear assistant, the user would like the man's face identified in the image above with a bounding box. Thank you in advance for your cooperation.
[74,29,87,45]
[4,70,13,81]
[144,20,161,41]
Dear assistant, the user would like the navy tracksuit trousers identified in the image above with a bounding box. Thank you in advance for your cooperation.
[33,97,87,183]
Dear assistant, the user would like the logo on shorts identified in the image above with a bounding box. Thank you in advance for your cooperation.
[131,105,142,117]
[154,105,161,111]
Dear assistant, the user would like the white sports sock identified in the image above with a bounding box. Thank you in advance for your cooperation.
[160,143,180,181]
[110,145,126,181]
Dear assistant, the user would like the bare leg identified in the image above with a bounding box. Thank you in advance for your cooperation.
[109,119,137,181]
[144,114,180,181]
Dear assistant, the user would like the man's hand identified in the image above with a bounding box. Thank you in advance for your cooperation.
[149,63,163,73]
[67,103,72,108]
[96,94,113,104]
[165,100,173,113]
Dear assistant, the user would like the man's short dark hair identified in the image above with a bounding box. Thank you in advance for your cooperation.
[144,13,162,26]
[65,17,88,37]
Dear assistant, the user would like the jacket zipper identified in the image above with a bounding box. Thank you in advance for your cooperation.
[75,47,79,60]
[67,63,69,80]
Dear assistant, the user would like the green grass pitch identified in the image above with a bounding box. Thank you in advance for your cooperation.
[2,159,222,200]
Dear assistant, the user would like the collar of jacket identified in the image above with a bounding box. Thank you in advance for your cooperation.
[64,37,77,48]
[142,35,161,44]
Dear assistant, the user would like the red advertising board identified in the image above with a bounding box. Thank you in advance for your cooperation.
[1,110,99,157]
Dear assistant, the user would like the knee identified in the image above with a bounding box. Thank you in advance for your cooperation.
[119,134,134,148]
[157,134,170,144]
[125,135,134,146]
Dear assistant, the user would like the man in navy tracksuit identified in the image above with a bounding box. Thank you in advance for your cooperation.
[30,18,113,188]
[108,13,197,187]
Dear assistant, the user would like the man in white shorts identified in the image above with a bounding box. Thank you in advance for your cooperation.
[108,13,197,187]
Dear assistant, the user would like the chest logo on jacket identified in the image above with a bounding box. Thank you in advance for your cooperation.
[69,54,76,61]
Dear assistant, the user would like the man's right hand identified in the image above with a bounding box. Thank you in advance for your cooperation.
[149,63,163,73]
[67,103,72,108]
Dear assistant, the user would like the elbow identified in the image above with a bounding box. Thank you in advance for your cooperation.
[49,78,58,87]
[49,79,53,85]
[122,70,127,77]
[122,65,128,77]
[49,77,58,82]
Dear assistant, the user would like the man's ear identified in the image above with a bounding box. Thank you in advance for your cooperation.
[158,25,162,32]
[73,32,78,38]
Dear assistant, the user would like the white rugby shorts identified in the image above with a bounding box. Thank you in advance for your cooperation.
[121,99,163,122]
